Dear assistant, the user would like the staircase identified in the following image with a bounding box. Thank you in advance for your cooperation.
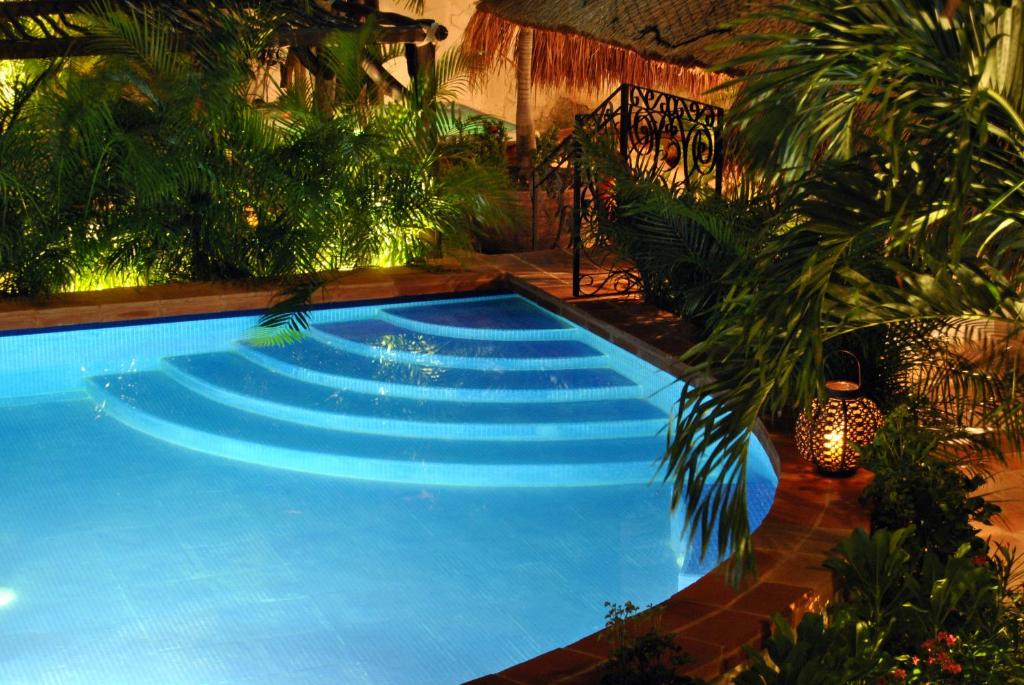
[88,295,680,487]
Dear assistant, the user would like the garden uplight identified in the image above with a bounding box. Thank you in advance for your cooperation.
[795,352,884,474]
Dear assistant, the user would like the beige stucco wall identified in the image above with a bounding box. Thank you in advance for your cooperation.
[379,0,608,135]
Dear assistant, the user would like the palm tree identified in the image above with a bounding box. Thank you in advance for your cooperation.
[515,27,536,179]
[0,2,514,302]
[663,0,1024,580]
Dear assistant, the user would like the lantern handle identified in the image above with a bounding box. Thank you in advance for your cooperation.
[824,349,862,388]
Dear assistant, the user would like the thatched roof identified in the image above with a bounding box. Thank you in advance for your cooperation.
[464,0,773,101]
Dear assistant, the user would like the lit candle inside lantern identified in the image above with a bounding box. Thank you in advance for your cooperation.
[822,429,845,458]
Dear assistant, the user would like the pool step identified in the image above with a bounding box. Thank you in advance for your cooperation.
[381,295,576,340]
[161,353,669,441]
[87,372,668,487]
[309,319,603,370]
[237,336,643,403]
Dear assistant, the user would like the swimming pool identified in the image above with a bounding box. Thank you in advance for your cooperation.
[0,293,777,684]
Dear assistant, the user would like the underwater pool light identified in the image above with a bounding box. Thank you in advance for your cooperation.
[0,587,15,607]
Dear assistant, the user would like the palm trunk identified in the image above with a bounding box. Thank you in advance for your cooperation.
[985,0,1023,113]
[515,28,536,180]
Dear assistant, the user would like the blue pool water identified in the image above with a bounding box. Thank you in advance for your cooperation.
[0,294,778,684]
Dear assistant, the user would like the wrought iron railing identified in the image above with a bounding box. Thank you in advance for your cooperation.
[529,83,725,298]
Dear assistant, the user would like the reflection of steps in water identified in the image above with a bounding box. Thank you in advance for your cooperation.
[89,297,678,488]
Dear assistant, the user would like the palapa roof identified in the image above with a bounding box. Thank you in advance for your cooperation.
[464,0,774,102]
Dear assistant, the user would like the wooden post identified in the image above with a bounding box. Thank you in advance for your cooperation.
[404,40,436,105]
[282,47,307,96]
[405,38,440,256]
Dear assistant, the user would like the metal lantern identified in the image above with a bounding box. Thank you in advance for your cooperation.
[795,352,884,474]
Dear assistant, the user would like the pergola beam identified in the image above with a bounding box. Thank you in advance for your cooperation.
[0,0,445,60]
[0,1,84,20]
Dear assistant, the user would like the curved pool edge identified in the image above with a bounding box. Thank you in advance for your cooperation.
[460,277,871,684]
[467,434,873,684]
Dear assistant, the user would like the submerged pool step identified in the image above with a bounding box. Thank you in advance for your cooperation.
[382,294,575,338]
[87,372,668,487]
[310,319,603,370]
[237,337,644,403]
[162,353,669,441]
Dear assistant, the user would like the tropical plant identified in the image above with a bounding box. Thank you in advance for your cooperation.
[0,62,72,296]
[598,601,706,685]
[662,0,1024,579]
[738,527,1024,684]
[860,407,1001,560]
[253,28,516,335]
[735,611,887,685]
[0,2,514,302]
[591,157,775,333]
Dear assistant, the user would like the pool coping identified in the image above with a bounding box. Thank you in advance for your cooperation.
[0,264,506,332]
[0,264,870,684]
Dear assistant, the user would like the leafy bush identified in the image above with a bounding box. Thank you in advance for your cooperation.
[598,601,705,685]
[738,528,1024,685]
[592,164,774,333]
[0,6,513,297]
[656,0,1024,579]
[860,407,1000,560]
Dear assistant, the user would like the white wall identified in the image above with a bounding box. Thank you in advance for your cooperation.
[379,0,608,135]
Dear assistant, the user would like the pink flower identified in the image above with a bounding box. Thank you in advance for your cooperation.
[890,668,908,681]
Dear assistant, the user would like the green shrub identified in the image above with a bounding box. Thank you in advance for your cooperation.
[591,166,774,333]
[738,528,1024,685]
[860,407,1000,560]
[0,6,513,297]
[598,602,705,685]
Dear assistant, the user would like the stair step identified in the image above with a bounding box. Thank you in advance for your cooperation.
[238,337,642,403]
[379,296,577,340]
[311,319,602,369]
[164,353,668,440]
[88,372,668,487]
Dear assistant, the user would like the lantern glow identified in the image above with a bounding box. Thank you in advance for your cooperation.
[795,357,884,474]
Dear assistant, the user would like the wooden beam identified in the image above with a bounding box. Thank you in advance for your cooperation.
[0,1,87,20]
[0,0,447,43]
[0,23,437,60]
[361,56,406,99]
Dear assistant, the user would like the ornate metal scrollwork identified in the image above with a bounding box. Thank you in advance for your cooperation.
[561,83,724,298]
